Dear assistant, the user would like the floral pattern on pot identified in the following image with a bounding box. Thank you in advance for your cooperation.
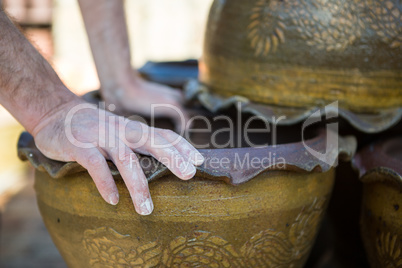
[247,0,363,54]
[161,231,244,268]
[82,197,325,267]
[376,232,402,268]
[247,0,402,54]
[247,0,287,56]
[289,0,363,52]
[83,227,162,268]
[241,197,325,267]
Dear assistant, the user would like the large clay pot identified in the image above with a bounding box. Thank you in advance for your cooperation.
[200,0,402,111]
[354,137,402,267]
[185,0,402,132]
[18,127,355,267]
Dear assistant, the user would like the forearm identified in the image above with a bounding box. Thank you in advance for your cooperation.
[78,0,136,97]
[0,9,78,134]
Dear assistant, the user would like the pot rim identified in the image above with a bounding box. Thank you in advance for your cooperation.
[18,127,356,185]
[353,137,402,188]
[184,80,402,134]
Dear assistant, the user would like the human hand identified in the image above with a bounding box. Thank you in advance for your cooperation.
[32,99,204,215]
[102,75,189,131]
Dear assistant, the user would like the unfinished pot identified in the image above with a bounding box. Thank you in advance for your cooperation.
[186,0,402,132]
[18,124,355,267]
[354,137,402,267]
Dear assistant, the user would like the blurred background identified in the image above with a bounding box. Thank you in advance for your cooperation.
[0,0,212,266]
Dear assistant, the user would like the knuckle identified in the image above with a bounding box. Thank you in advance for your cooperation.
[119,152,134,167]
[143,137,157,151]
[87,154,104,167]
[108,146,119,155]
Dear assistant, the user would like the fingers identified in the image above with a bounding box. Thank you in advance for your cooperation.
[75,148,119,206]
[158,129,204,166]
[143,132,199,180]
[107,144,153,215]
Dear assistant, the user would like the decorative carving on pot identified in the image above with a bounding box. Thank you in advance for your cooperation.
[78,197,325,268]
[288,0,362,52]
[288,197,326,259]
[186,0,402,133]
[240,197,326,267]
[247,0,363,54]
[82,227,162,267]
[247,0,287,56]
[363,0,402,48]
[353,137,402,268]
[376,232,402,267]
[161,231,243,267]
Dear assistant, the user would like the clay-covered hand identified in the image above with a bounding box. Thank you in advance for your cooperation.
[102,75,189,131]
[32,99,204,215]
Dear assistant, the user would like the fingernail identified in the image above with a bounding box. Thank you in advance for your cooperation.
[180,161,196,179]
[108,193,119,205]
[191,151,205,166]
[139,198,154,215]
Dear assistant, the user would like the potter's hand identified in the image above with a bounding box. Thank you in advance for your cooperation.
[78,0,189,130]
[32,99,204,215]
[0,4,202,215]
[102,75,189,130]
